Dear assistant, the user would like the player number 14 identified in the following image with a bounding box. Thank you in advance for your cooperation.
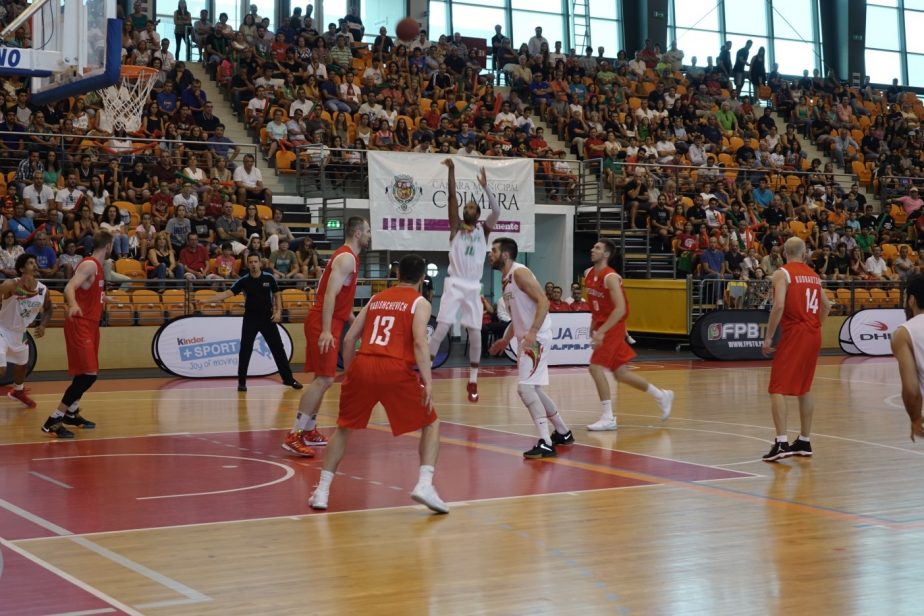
[805,288,819,313]
[369,315,395,346]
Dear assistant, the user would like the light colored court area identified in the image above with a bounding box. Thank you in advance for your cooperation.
[1,357,922,615]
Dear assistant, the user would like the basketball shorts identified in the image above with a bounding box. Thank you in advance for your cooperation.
[304,312,345,378]
[590,323,636,371]
[517,332,551,386]
[338,355,438,436]
[436,277,483,330]
[64,317,100,376]
[768,327,822,396]
[0,327,29,365]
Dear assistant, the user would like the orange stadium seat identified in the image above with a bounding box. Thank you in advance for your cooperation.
[106,291,134,326]
[225,293,245,316]
[114,258,145,279]
[47,290,66,327]
[162,289,188,320]
[132,289,163,325]
[282,288,312,321]
[195,289,225,316]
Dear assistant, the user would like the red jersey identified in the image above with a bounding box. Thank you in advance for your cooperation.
[780,262,822,330]
[584,266,627,329]
[310,245,358,323]
[358,286,424,365]
[70,257,104,323]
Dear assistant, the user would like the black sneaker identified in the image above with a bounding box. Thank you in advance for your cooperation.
[551,430,575,446]
[283,379,303,390]
[62,412,96,429]
[762,441,792,462]
[523,439,556,459]
[789,438,813,457]
[237,383,247,392]
[41,418,75,439]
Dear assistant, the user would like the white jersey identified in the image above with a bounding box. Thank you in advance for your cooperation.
[899,313,924,399]
[0,279,47,332]
[447,223,487,281]
[501,262,551,339]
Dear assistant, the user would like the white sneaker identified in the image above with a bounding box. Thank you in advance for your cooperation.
[587,418,618,431]
[308,489,329,510]
[410,484,449,514]
[658,390,674,421]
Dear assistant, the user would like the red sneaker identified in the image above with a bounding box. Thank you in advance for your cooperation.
[466,382,479,403]
[281,431,316,457]
[8,388,36,408]
[301,429,328,446]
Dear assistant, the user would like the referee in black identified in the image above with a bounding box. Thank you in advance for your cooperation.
[198,253,303,392]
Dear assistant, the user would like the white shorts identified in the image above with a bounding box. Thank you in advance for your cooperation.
[436,277,482,330]
[0,327,30,365]
[517,333,551,386]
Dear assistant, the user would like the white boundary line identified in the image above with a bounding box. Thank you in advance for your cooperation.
[29,470,73,489]
[30,454,295,501]
[0,536,142,616]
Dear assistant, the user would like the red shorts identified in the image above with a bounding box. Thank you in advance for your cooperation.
[768,327,821,396]
[338,355,438,436]
[590,323,636,371]
[64,317,100,376]
[303,312,345,377]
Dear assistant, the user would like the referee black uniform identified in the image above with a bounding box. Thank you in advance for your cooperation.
[230,271,299,391]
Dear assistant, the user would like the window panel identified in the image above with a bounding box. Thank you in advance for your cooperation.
[908,54,924,87]
[673,1,718,31]
[865,49,902,84]
[451,5,507,44]
[512,0,562,11]
[868,0,898,6]
[428,1,449,38]
[674,29,721,67]
[511,11,565,51]
[589,19,620,57]
[771,0,814,41]
[726,35,770,66]
[772,39,817,76]
[906,11,924,54]
[906,0,924,10]
[866,6,900,51]
[588,0,618,21]
[724,0,767,36]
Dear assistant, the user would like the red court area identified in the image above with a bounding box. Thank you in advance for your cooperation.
[0,423,751,541]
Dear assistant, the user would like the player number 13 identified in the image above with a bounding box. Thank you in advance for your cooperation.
[369,315,395,346]
[805,288,819,313]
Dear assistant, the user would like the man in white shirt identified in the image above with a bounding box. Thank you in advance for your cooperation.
[153,38,176,72]
[408,30,431,50]
[289,89,314,118]
[865,246,896,281]
[233,154,273,207]
[246,86,271,130]
[634,99,657,123]
[548,41,565,65]
[494,101,517,131]
[338,73,362,113]
[54,174,83,219]
[22,174,55,221]
[173,183,199,212]
[527,27,548,57]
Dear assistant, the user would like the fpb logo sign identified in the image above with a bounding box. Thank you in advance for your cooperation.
[707,322,765,341]
[691,310,774,360]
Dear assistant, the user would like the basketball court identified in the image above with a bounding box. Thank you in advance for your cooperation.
[2,356,922,614]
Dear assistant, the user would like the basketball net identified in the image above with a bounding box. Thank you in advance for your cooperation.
[97,66,158,134]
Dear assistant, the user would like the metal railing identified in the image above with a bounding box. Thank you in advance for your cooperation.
[37,276,397,328]
[690,278,905,323]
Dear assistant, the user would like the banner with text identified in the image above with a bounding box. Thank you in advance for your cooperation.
[367,151,535,252]
[839,308,906,356]
[152,316,293,378]
[505,312,593,365]
[690,310,777,360]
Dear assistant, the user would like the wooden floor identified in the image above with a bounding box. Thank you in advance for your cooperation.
[1,356,923,615]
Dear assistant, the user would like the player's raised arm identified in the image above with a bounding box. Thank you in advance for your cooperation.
[478,166,500,236]
[443,158,460,233]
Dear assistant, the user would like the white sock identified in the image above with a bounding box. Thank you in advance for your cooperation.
[600,399,613,421]
[536,388,568,434]
[293,412,314,432]
[646,384,664,400]
[68,401,79,412]
[316,469,334,491]
[534,416,551,445]
[469,367,478,383]
[50,409,65,419]
[14,383,24,391]
[417,465,434,488]
[797,435,810,442]
[776,435,788,443]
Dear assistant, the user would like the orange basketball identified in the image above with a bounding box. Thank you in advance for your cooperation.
[395,17,419,42]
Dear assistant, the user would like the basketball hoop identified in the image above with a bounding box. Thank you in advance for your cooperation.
[97,65,159,134]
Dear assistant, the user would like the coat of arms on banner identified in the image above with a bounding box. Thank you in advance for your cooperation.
[384,174,423,213]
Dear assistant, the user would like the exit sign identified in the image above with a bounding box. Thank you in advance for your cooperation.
[327,219,342,229]
[852,34,864,42]
[652,9,665,18]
